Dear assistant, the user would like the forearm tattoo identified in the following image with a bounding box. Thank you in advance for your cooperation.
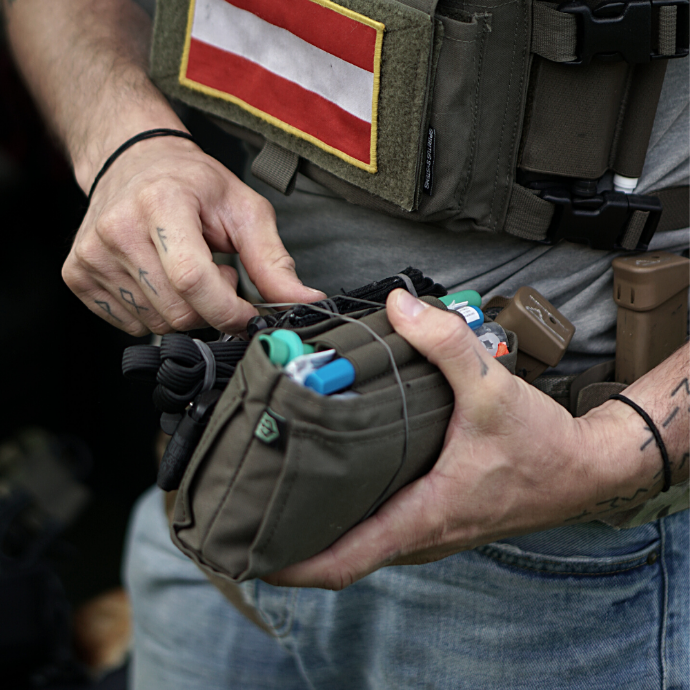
[566,373,689,522]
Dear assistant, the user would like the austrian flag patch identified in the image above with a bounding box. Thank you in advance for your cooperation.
[180,0,385,172]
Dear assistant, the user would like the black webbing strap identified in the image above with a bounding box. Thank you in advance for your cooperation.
[531,0,687,64]
[503,184,688,248]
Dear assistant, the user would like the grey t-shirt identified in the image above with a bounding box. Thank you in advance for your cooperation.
[244,58,689,374]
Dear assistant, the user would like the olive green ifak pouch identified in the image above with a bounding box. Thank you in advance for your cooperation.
[169,299,517,583]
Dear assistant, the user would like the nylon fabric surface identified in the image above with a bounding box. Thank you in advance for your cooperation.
[151,0,437,210]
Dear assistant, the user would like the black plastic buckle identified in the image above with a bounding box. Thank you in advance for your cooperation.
[537,187,662,250]
[559,0,690,65]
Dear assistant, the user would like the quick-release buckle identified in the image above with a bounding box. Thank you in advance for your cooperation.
[535,186,662,251]
[558,0,690,65]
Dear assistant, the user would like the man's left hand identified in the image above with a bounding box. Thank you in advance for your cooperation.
[264,289,667,589]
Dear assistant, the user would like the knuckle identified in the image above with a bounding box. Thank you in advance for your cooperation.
[268,252,296,274]
[94,207,129,248]
[168,257,206,296]
[123,321,150,338]
[426,316,469,364]
[137,179,187,215]
[213,312,250,334]
[240,192,276,226]
[168,309,204,333]
[61,259,88,293]
[71,235,101,270]
[325,568,356,592]
[149,321,176,336]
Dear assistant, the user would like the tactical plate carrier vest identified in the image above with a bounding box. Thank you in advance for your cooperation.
[150,0,689,250]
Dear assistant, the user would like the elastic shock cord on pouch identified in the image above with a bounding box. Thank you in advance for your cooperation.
[122,267,448,491]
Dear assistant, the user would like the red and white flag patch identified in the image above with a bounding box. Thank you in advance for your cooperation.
[180,0,385,171]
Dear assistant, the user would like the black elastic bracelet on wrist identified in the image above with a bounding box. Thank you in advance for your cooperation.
[87,129,197,205]
[609,393,671,492]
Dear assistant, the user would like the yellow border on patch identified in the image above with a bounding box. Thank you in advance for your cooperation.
[178,0,384,173]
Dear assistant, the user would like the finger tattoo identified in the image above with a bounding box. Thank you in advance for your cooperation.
[138,268,158,295]
[156,227,168,253]
[95,300,123,323]
[119,288,149,314]
[473,348,489,378]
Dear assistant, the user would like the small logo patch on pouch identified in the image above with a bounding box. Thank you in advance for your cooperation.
[255,409,286,446]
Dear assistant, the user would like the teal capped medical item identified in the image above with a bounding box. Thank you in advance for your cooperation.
[271,329,314,360]
[304,358,355,395]
[259,330,314,366]
[439,290,481,309]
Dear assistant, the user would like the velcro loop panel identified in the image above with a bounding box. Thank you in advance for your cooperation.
[251,141,300,195]
[531,1,577,63]
[658,5,678,55]
[503,184,554,241]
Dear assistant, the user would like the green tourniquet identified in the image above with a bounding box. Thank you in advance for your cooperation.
[439,290,481,308]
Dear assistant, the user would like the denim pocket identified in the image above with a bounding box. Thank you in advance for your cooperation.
[475,521,661,577]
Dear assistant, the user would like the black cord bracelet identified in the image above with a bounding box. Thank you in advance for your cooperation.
[87,129,197,204]
[609,393,672,492]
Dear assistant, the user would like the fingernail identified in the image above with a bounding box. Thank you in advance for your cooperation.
[304,286,326,295]
[396,290,429,317]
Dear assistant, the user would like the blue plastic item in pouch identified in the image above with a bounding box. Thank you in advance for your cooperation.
[304,358,356,395]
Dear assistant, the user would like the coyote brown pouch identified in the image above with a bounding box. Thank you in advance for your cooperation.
[169,299,517,583]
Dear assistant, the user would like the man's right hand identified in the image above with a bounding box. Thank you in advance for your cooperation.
[3,0,324,336]
[63,135,325,336]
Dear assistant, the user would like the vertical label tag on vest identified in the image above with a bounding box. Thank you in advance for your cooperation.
[423,127,435,196]
[179,0,385,173]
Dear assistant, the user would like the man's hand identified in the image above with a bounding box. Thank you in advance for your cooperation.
[265,290,688,590]
[63,135,324,335]
[4,0,324,336]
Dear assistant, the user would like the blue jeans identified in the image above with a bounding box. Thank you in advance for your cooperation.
[124,486,689,690]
